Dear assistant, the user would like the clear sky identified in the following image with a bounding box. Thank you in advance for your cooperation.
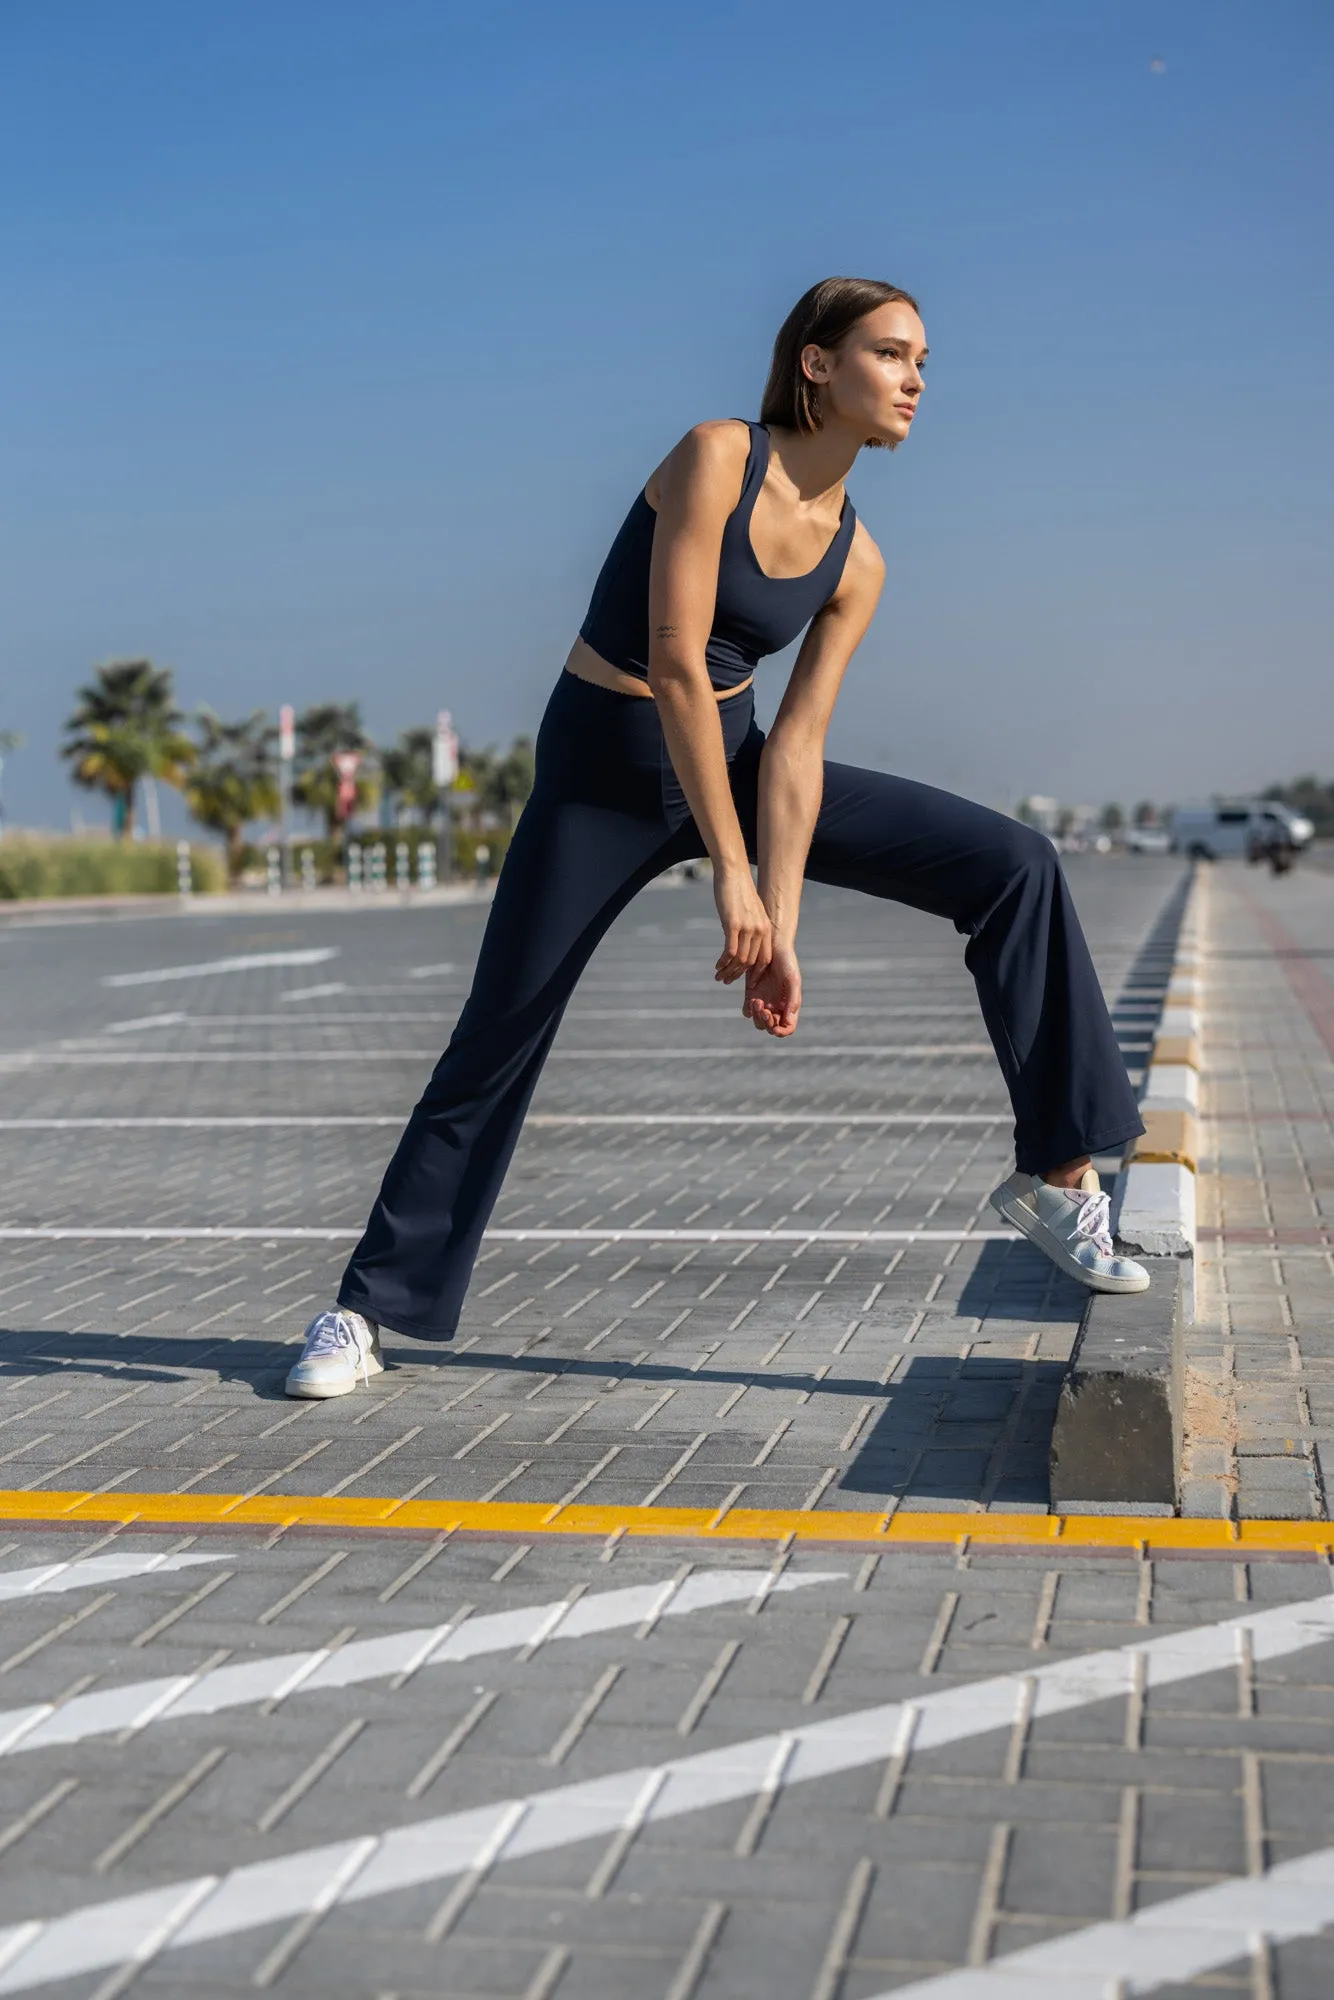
[2,0,1331,829]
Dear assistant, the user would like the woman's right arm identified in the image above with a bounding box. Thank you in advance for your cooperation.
[647,423,772,985]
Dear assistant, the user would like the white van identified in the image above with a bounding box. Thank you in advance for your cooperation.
[1170,801,1314,859]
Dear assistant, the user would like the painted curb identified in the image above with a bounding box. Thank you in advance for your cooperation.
[1114,860,1207,1260]
[1053,865,1203,1511]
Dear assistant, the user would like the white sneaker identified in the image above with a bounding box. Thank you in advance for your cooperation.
[285,1309,384,1399]
[989,1168,1150,1294]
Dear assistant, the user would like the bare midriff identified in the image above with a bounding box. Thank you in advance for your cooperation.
[563,636,753,704]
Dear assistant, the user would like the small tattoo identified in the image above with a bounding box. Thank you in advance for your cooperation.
[655,624,679,640]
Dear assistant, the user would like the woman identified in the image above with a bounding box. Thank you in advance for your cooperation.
[286,276,1148,1400]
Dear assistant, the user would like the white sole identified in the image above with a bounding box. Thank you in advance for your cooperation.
[284,1375,360,1399]
[284,1353,385,1400]
[990,1191,1150,1294]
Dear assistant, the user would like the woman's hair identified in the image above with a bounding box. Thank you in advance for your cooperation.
[760,276,920,437]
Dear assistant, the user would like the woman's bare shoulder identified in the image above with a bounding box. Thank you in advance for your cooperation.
[645,420,751,508]
[845,516,886,582]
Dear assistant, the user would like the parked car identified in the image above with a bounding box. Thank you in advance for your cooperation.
[1125,826,1172,855]
[1169,802,1314,860]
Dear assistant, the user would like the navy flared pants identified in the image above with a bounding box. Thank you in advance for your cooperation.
[338,674,1143,1340]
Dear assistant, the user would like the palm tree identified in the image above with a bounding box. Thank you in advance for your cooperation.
[62,661,194,838]
[184,710,280,884]
[380,726,437,825]
[0,729,21,838]
[292,703,377,838]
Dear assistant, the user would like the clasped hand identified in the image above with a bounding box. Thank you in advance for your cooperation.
[712,867,801,1038]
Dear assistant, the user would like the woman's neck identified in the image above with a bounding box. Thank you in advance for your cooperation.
[765,423,862,501]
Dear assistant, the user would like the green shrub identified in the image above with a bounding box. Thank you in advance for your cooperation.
[0,837,226,900]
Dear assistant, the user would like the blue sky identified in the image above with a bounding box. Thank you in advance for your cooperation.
[2,0,1331,828]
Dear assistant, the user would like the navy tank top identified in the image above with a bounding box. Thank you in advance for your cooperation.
[579,421,858,691]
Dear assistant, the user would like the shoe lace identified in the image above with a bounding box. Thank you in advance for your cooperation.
[305,1312,369,1378]
[1073,1187,1114,1257]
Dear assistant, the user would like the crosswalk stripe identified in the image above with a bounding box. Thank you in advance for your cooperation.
[0,1569,837,1760]
[871,1847,1334,1997]
[0,1553,227,1604]
[1,1587,1332,1992]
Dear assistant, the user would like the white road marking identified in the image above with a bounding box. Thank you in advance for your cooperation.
[278,983,347,1003]
[2,1587,1331,1993]
[0,1553,228,1604]
[407,963,456,978]
[0,1048,1000,1080]
[872,1849,1334,1997]
[0,1113,1008,1131]
[0,1044,994,1068]
[0,1227,1017,1244]
[0,1570,837,1760]
[102,1013,189,1036]
[101,949,339,988]
[527,1114,1008,1127]
[37,1007,986,1028]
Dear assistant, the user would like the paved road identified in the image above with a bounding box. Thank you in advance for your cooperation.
[0,857,1332,1997]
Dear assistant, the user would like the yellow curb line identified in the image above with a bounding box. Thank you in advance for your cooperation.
[0,1489,1329,1555]
[1150,1036,1201,1070]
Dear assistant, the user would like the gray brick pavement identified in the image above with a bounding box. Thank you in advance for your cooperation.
[0,863,1176,1520]
[0,1528,1329,1994]
[1186,863,1334,1522]
[5,858,1331,1995]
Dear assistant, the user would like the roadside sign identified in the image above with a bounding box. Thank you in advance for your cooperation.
[331,749,362,823]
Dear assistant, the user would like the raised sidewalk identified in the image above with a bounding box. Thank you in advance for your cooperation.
[1181,857,1334,1519]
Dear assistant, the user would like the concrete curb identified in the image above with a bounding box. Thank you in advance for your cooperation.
[1051,864,1205,1511]
[1049,1257,1190,1513]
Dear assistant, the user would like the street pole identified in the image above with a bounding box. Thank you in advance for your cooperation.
[432,708,459,884]
[278,704,295,888]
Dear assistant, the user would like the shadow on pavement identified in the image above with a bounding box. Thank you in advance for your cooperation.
[953,1237,1091,1321]
[838,1354,1064,1507]
[0,1332,1064,1508]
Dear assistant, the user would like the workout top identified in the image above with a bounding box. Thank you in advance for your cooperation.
[579,421,858,692]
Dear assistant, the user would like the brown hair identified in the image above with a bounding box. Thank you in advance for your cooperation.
[760,276,920,437]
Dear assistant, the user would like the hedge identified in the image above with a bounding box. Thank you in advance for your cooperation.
[0,838,226,900]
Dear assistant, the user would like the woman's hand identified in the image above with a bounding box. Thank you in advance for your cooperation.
[713,864,773,984]
[743,940,802,1037]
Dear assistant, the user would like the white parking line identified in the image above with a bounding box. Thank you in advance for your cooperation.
[102,949,339,988]
[103,1013,189,1036]
[56,1007,988,1027]
[0,1045,998,1069]
[0,1570,838,1760]
[277,983,348,1003]
[874,1850,1334,1997]
[0,1553,228,1604]
[0,1227,1016,1244]
[0,1113,1008,1131]
[0,1045,995,1068]
[1,1587,1330,1993]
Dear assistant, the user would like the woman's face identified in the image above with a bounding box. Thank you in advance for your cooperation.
[803,300,928,446]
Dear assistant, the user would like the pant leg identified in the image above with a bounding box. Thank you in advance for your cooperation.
[338,680,692,1339]
[801,763,1144,1175]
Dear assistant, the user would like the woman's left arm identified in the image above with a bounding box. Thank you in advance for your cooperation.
[745,526,885,1037]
